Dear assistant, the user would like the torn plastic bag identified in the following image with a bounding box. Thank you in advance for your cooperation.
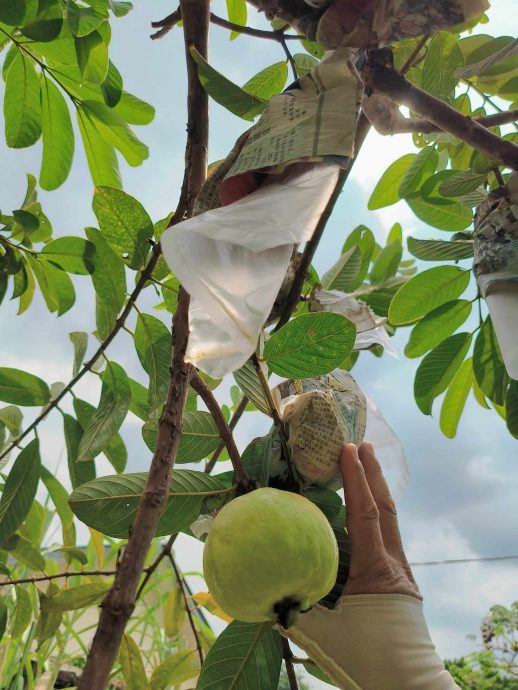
[161,162,340,377]
[474,174,518,380]
[272,369,408,498]
[310,289,398,357]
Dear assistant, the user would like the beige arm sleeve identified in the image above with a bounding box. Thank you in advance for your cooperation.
[282,594,460,690]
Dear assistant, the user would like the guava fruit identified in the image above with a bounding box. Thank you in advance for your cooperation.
[203,487,338,627]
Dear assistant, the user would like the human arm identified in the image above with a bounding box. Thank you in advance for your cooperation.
[280,443,460,690]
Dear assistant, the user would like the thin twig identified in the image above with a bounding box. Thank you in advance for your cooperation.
[150,8,181,40]
[168,553,205,666]
[282,638,299,690]
[275,113,371,331]
[361,54,518,171]
[205,396,248,474]
[209,13,302,41]
[0,242,162,463]
[373,108,518,135]
[77,2,210,687]
[0,570,117,587]
[135,534,177,601]
[279,31,298,81]
[400,34,429,75]
[191,375,251,490]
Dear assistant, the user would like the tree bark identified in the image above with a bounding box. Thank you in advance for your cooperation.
[77,2,210,687]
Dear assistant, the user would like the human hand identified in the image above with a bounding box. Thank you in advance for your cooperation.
[340,442,421,600]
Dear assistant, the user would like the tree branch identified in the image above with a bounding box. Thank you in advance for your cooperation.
[0,242,161,463]
[361,53,518,171]
[191,375,251,490]
[279,30,298,81]
[204,396,248,474]
[135,534,177,600]
[168,553,205,667]
[282,638,299,690]
[150,8,181,40]
[0,570,117,587]
[77,2,210,687]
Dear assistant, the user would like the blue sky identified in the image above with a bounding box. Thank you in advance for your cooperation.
[1,1,517,686]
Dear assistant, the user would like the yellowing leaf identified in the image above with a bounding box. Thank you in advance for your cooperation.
[163,583,186,638]
[193,591,233,623]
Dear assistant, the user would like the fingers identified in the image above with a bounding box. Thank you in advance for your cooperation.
[340,444,384,568]
[357,443,407,563]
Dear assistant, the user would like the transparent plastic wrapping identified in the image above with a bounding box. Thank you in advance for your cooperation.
[273,369,408,497]
[161,163,340,377]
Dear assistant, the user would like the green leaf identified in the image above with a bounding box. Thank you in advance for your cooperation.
[150,651,198,690]
[21,0,63,41]
[473,316,508,405]
[101,59,123,106]
[440,357,474,438]
[406,194,473,232]
[70,331,88,377]
[506,381,518,439]
[243,61,288,100]
[4,52,42,148]
[438,170,487,197]
[114,91,155,125]
[77,361,131,462]
[0,368,50,406]
[163,582,186,638]
[398,146,438,198]
[369,240,402,284]
[128,378,150,421]
[422,32,464,101]
[77,106,121,188]
[303,660,335,686]
[74,397,125,473]
[11,586,32,638]
[120,634,149,690]
[69,469,230,538]
[322,247,362,292]
[40,76,74,190]
[293,52,319,77]
[405,300,472,358]
[109,0,132,17]
[1,533,46,570]
[26,256,76,315]
[342,225,375,284]
[85,227,126,340]
[304,487,342,519]
[43,582,111,612]
[367,154,416,210]
[82,100,148,166]
[0,405,23,435]
[75,29,108,82]
[41,466,76,547]
[264,313,356,379]
[92,186,152,270]
[142,411,220,463]
[196,621,282,690]
[0,439,40,541]
[0,599,7,643]
[389,266,471,325]
[134,314,171,411]
[414,332,472,415]
[40,236,95,274]
[0,0,37,25]
[189,46,265,121]
[66,0,107,36]
[64,413,95,489]
[233,362,271,416]
[226,0,246,39]
[407,236,474,261]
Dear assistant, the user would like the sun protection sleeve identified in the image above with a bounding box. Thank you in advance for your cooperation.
[281,593,460,690]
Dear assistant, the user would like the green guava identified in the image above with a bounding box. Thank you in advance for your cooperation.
[203,487,339,626]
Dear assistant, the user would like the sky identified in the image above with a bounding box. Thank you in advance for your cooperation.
[1,1,517,687]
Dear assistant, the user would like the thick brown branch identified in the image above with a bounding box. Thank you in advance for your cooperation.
[0,243,161,463]
[191,375,251,490]
[77,1,210,687]
[361,58,518,171]
[205,396,248,474]
[168,553,205,667]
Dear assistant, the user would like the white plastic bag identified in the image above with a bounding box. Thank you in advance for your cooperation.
[161,162,340,377]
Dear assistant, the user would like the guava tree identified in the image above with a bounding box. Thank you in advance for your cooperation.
[0,0,517,689]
